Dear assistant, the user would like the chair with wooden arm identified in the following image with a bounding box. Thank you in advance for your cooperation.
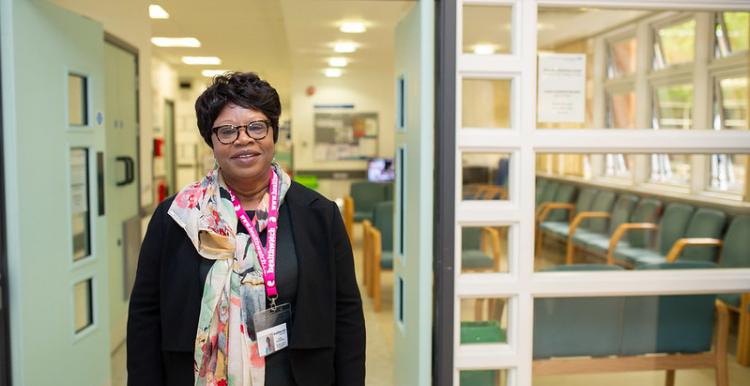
[714,215,750,366]
[461,226,502,272]
[367,201,394,312]
[343,196,354,244]
[559,190,615,264]
[534,185,590,256]
[362,219,372,291]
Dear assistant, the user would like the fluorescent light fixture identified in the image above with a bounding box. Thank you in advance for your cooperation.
[340,22,366,33]
[334,41,357,53]
[202,69,229,77]
[182,56,222,65]
[473,44,496,55]
[151,37,201,47]
[328,57,348,67]
[324,68,342,78]
[149,4,169,19]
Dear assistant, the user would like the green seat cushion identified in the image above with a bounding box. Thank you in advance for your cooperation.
[571,229,603,247]
[381,251,394,270]
[577,234,632,254]
[539,221,569,237]
[633,255,668,267]
[613,246,663,265]
[462,250,494,270]
[460,320,506,344]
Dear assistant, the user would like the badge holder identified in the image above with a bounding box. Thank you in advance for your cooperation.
[253,300,291,357]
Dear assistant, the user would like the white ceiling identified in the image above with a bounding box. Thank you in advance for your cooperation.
[151,0,415,103]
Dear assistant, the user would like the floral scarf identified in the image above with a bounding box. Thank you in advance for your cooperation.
[168,162,291,386]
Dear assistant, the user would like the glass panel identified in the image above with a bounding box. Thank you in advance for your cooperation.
[716,12,750,58]
[462,78,511,129]
[709,154,747,193]
[535,153,748,271]
[717,76,748,130]
[71,148,90,261]
[460,226,509,274]
[68,73,88,126]
[462,153,511,201]
[73,279,93,333]
[608,37,637,78]
[608,90,636,128]
[461,369,508,386]
[397,75,406,130]
[460,297,508,345]
[654,83,693,129]
[653,18,696,69]
[462,5,512,55]
[601,154,633,179]
[533,294,744,385]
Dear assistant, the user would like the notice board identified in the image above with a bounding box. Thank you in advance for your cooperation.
[314,112,378,161]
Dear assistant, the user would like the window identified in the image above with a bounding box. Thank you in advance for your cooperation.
[67,73,88,126]
[653,18,696,69]
[462,78,512,129]
[653,83,693,129]
[462,5,512,55]
[710,76,748,193]
[607,37,637,78]
[715,11,749,58]
[74,278,94,333]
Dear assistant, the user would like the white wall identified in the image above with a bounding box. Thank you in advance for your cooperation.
[290,67,396,172]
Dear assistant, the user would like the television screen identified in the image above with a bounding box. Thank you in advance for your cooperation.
[368,158,395,182]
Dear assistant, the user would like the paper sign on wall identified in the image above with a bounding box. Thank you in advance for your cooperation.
[537,53,586,123]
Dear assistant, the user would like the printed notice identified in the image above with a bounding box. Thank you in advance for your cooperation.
[537,53,586,123]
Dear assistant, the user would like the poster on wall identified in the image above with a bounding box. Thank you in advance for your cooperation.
[314,111,379,161]
[537,53,586,123]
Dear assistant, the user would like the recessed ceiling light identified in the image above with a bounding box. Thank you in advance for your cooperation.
[328,57,348,67]
[340,22,366,33]
[202,69,229,77]
[334,42,357,53]
[149,4,169,19]
[151,37,201,47]
[473,44,496,55]
[182,56,222,65]
[325,68,343,78]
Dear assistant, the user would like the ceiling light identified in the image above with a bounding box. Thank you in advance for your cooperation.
[151,37,201,47]
[202,69,229,77]
[328,57,348,67]
[325,68,342,78]
[340,22,366,33]
[473,44,496,55]
[149,4,169,19]
[182,56,222,65]
[334,42,357,53]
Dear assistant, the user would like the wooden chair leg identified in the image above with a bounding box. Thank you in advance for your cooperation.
[736,293,750,366]
[715,301,730,386]
[664,370,675,386]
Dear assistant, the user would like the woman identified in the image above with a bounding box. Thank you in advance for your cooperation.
[127,72,365,386]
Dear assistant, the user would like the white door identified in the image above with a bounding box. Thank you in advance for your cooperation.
[1,0,110,384]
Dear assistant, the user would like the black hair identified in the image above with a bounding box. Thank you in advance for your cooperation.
[194,72,281,146]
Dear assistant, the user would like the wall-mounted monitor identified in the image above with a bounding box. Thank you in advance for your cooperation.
[368,157,395,182]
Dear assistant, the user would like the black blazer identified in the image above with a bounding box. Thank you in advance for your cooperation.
[127,181,366,385]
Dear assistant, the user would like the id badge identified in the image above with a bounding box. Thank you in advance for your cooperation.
[253,302,291,357]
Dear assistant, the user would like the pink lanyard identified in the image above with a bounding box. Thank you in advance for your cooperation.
[227,170,280,300]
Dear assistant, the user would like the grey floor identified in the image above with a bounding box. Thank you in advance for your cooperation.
[111,225,750,386]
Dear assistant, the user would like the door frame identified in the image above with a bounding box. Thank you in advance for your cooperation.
[0,8,11,386]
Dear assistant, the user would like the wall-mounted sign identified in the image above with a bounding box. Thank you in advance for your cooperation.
[314,111,378,161]
[537,53,586,123]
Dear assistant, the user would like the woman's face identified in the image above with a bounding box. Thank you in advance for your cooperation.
[211,103,275,186]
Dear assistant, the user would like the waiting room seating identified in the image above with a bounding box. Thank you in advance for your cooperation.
[461,227,503,272]
[565,194,638,264]
[535,185,590,254]
[343,180,392,242]
[366,201,394,312]
[532,263,730,386]
[559,190,616,264]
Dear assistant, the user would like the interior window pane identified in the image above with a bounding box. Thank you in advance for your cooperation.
[718,76,748,130]
[717,11,750,57]
[650,154,690,185]
[654,18,696,69]
[654,83,693,129]
[462,78,511,129]
[533,294,742,385]
[462,153,511,201]
[68,74,88,126]
[73,279,93,333]
[709,154,747,193]
[460,297,508,345]
[608,91,636,128]
[71,148,91,261]
[460,369,508,386]
[462,5,512,55]
[608,37,637,78]
[460,226,509,274]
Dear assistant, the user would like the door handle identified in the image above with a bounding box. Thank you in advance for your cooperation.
[115,156,135,186]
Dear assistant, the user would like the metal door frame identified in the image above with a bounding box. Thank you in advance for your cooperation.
[0,9,11,386]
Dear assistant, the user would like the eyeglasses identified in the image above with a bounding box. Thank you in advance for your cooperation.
[211,120,271,144]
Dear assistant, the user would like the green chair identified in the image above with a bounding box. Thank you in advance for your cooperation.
[714,215,750,366]
[349,181,389,223]
[534,264,626,359]
[462,227,502,272]
[609,203,694,266]
[536,181,559,208]
[368,201,394,312]
[569,194,638,262]
[536,187,597,254]
[564,190,616,264]
[535,178,549,205]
